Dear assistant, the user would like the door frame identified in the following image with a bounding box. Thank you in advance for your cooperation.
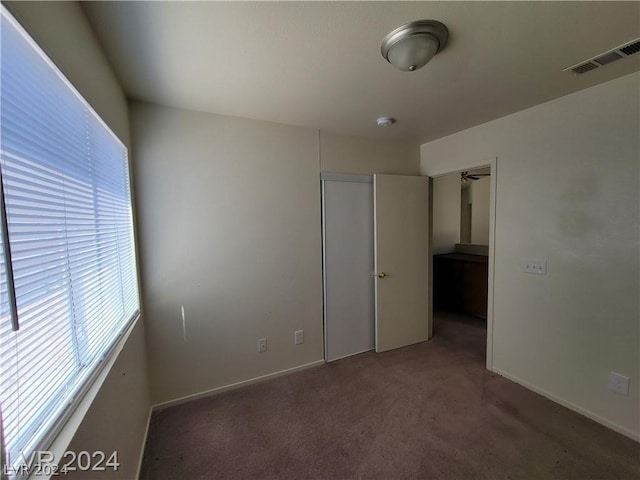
[427,157,497,371]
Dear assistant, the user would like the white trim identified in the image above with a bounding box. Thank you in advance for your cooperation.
[134,407,152,480]
[321,180,329,361]
[427,178,434,339]
[152,360,325,411]
[486,158,497,371]
[492,367,640,442]
[427,158,494,179]
[372,175,380,352]
[320,172,373,183]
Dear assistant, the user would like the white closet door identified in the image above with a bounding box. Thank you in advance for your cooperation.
[322,174,375,362]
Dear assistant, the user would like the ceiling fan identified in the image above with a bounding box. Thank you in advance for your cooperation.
[461,171,490,182]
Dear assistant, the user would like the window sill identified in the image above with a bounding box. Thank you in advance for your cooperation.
[27,313,142,480]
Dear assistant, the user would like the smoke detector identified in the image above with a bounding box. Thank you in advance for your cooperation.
[376,116,395,127]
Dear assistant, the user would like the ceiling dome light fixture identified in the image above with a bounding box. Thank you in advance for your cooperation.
[381,20,448,72]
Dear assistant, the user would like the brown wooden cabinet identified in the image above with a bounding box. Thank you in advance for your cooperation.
[433,253,488,318]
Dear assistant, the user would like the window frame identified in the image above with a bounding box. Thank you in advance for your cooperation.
[0,6,142,477]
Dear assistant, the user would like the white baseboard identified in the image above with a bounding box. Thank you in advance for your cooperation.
[492,367,640,442]
[152,359,326,411]
[135,407,152,480]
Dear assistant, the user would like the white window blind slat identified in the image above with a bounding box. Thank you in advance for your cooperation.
[0,8,140,477]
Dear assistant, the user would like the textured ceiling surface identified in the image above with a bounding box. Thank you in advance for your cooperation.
[82,1,640,143]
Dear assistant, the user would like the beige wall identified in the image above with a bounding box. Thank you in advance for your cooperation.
[469,176,490,245]
[320,131,419,175]
[432,174,461,254]
[421,73,640,439]
[3,2,150,477]
[131,103,325,405]
[131,104,421,405]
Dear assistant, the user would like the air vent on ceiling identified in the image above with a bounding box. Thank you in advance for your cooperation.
[594,51,623,65]
[620,41,640,56]
[572,62,598,74]
[564,38,640,75]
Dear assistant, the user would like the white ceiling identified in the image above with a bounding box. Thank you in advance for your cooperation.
[81,1,640,144]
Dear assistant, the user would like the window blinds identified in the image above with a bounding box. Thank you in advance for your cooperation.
[0,7,140,472]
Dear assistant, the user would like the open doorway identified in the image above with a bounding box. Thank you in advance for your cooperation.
[430,165,494,366]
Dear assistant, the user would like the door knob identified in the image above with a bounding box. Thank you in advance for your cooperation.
[377,272,387,278]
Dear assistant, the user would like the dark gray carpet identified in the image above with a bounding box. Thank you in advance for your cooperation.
[140,311,639,479]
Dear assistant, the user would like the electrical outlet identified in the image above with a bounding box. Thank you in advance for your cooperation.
[258,338,267,353]
[607,372,630,396]
[294,330,304,345]
[524,260,546,275]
